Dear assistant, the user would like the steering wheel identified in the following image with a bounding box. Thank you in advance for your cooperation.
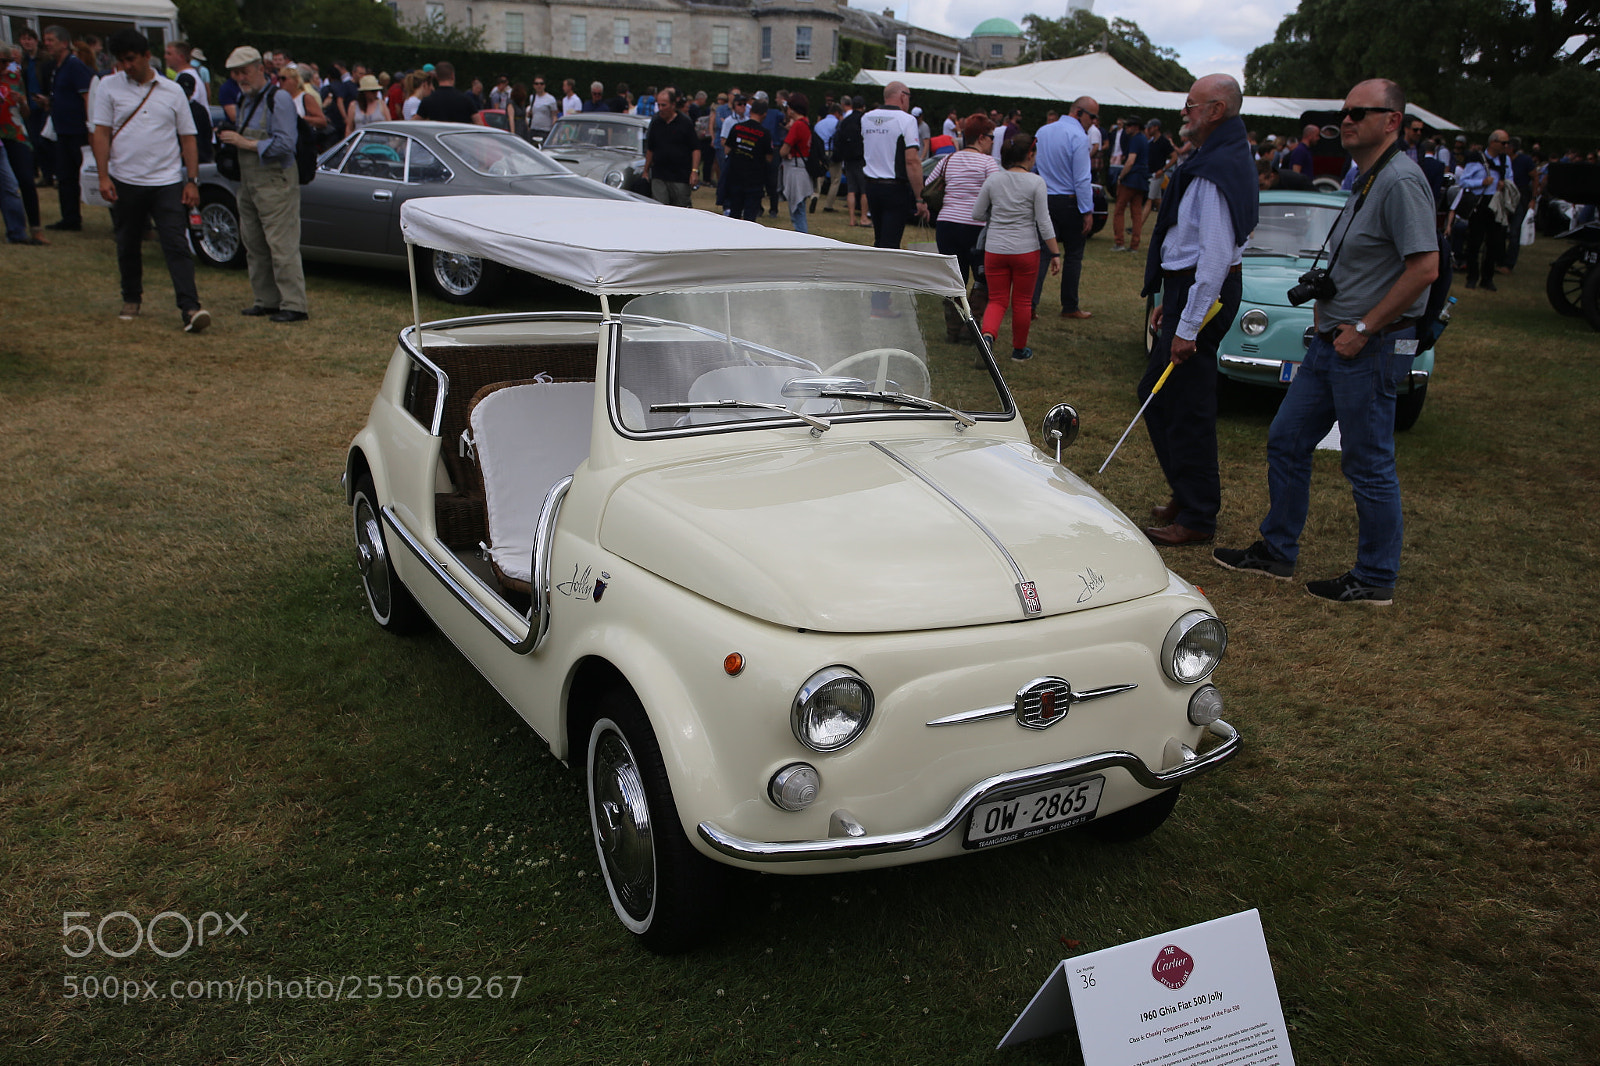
[826,348,927,395]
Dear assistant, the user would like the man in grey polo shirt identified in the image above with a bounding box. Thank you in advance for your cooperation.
[1214,78,1438,605]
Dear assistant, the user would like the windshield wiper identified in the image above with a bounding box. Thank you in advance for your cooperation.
[651,399,832,432]
[810,388,978,428]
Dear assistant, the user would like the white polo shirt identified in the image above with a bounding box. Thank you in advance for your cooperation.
[91,70,195,187]
[861,106,918,180]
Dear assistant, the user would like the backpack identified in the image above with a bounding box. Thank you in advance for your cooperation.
[1414,230,1454,354]
[834,111,863,163]
[805,126,828,179]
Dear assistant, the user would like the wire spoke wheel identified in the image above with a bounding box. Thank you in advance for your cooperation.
[432,251,483,297]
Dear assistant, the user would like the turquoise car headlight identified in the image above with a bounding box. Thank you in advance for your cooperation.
[1240,309,1269,337]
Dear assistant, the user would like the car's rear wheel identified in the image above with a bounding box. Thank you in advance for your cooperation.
[587,688,725,954]
[1581,257,1600,333]
[195,187,245,269]
[1394,381,1428,432]
[1083,785,1180,842]
[352,474,424,633]
[1546,245,1589,316]
[425,248,506,305]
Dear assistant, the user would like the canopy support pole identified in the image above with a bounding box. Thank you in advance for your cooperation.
[406,242,422,338]
[599,293,611,320]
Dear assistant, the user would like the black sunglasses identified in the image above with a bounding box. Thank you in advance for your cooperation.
[1338,106,1396,123]
[1075,108,1098,121]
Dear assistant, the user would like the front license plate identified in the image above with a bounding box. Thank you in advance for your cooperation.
[1279,361,1298,383]
[964,776,1105,849]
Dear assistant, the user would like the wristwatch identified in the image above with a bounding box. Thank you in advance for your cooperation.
[186,176,199,185]
[1353,321,1369,337]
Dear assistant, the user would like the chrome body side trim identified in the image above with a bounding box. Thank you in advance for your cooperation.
[696,719,1240,862]
[868,440,1028,587]
[924,682,1138,727]
[380,483,570,655]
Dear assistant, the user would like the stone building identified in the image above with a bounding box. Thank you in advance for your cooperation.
[389,0,961,79]
[961,17,1026,71]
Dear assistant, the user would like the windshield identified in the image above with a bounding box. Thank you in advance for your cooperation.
[544,119,645,153]
[436,132,569,177]
[614,288,1009,435]
[1248,200,1344,257]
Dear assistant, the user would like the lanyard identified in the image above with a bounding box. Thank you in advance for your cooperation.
[1309,139,1403,273]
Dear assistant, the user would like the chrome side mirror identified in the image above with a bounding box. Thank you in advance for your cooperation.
[1041,404,1080,462]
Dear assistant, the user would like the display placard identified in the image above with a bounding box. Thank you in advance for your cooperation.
[999,909,1295,1065]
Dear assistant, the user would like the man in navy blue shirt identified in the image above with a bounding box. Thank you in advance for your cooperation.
[42,24,93,230]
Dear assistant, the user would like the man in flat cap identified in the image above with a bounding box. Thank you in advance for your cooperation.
[219,45,307,322]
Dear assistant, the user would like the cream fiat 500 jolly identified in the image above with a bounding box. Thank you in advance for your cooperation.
[345,197,1239,952]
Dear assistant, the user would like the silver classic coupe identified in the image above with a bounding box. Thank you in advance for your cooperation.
[193,121,642,304]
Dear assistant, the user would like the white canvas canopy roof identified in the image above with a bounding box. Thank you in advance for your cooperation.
[4,0,178,21]
[854,61,1460,130]
[400,196,967,297]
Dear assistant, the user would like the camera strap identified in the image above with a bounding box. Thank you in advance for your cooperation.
[1322,138,1404,273]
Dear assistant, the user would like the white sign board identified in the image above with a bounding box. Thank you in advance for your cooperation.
[1000,909,1295,1065]
[895,33,906,72]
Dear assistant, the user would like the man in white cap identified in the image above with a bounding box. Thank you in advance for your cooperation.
[219,45,307,322]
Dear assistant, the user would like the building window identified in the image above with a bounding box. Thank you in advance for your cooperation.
[761,26,772,61]
[571,15,587,52]
[656,20,672,55]
[712,25,730,67]
[990,42,1004,58]
[505,12,524,53]
[424,2,444,25]
[614,18,629,55]
[795,26,812,62]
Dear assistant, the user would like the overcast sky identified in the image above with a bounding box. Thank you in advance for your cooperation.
[888,0,1301,86]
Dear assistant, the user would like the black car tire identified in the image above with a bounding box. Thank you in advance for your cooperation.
[195,186,246,269]
[352,474,425,634]
[1580,255,1600,333]
[1546,245,1590,317]
[1090,184,1108,236]
[1394,381,1428,432]
[587,687,725,954]
[1083,785,1180,843]
[424,248,506,305]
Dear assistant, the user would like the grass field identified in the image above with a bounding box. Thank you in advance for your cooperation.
[1,195,1597,1065]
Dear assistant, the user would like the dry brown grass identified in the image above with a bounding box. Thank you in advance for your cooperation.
[1,197,1597,1064]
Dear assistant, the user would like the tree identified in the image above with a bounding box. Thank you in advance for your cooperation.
[1020,10,1194,92]
[1244,0,1599,131]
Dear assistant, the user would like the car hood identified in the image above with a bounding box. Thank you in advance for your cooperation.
[541,147,640,178]
[599,437,1169,633]
[1238,258,1309,309]
[503,173,635,199]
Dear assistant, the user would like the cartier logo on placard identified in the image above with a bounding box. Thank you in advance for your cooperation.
[1151,945,1194,990]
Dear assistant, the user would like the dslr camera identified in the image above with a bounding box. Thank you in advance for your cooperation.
[1286,267,1336,307]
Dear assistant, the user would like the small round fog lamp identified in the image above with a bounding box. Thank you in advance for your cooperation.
[1187,684,1224,726]
[769,763,820,811]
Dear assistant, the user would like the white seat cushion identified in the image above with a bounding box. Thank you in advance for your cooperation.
[469,381,594,583]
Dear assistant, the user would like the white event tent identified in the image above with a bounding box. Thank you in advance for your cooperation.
[854,53,1460,131]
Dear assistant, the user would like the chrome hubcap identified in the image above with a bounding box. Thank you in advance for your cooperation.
[592,730,654,921]
[353,497,391,618]
[433,252,483,297]
[200,202,240,263]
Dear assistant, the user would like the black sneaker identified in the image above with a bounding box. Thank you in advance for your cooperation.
[183,308,211,333]
[1011,347,1033,361]
[1305,571,1393,606]
[1212,540,1294,580]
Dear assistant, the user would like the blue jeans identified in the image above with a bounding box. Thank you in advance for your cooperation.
[1260,329,1413,587]
[0,144,27,241]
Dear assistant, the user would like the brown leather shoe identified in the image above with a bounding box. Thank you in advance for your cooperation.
[1150,499,1179,524]
[1145,523,1214,546]
[1060,310,1093,319]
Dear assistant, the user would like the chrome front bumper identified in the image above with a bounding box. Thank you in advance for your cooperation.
[696,718,1239,863]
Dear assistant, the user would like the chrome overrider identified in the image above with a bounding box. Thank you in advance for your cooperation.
[696,718,1239,862]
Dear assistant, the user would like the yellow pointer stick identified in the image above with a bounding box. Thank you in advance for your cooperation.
[1097,300,1224,475]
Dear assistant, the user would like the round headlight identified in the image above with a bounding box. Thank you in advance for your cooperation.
[1161,611,1228,683]
[1240,309,1269,337]
[769,763,820,811]
[791,667,874,752]
[603,169,625,188]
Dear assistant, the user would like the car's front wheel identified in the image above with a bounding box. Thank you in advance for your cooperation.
[352,474,425,633]
[587,688,725,954]
[425,248,506,305]
[1545,245,1589,317]
[195,187,246,269]
[1083,785,1180,842]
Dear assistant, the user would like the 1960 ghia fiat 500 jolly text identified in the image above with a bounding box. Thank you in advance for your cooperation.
[345,196,1240,952]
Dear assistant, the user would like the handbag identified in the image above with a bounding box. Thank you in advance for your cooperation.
[39,115,56,141]
[922,154,949,218]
